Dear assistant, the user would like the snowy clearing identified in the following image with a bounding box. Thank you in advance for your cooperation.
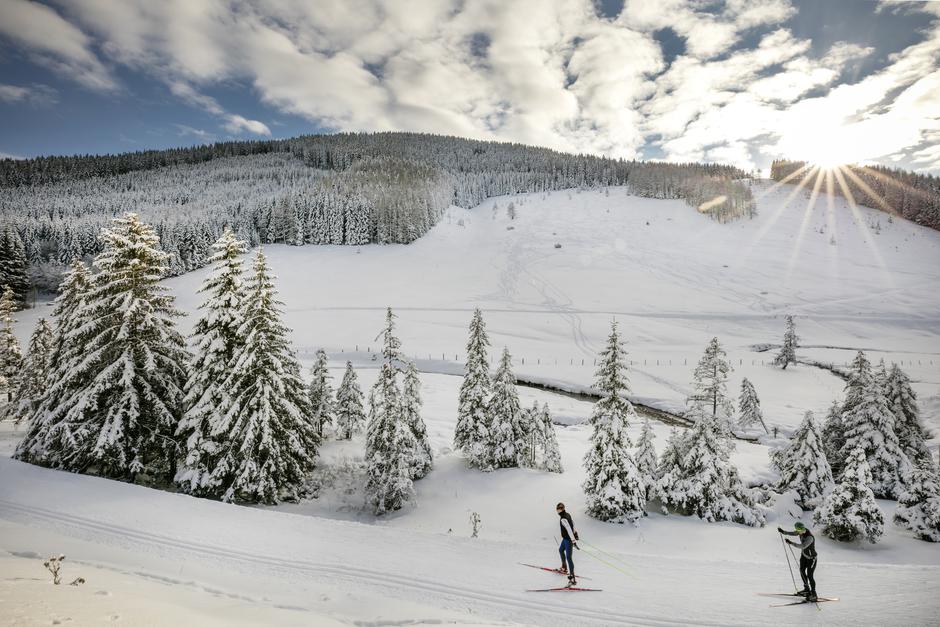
[3,181,940,625]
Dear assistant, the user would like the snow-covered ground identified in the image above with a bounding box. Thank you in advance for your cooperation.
[3,181,940,625]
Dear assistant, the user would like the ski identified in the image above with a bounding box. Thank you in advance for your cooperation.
[770,598,838,607]
[518,563,591,579]
[756,592,807,597]
[526,587,602,592]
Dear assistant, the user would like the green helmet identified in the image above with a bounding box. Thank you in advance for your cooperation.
[794,522,807,532]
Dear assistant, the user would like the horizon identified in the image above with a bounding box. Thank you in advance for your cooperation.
[1,0,938,174]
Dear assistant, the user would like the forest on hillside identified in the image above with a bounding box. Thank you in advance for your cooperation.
[0,133,753,301]
[769,160,940,231]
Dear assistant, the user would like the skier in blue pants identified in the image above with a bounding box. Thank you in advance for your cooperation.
[556,502,579,586]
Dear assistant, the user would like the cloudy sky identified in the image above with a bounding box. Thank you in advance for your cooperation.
[0,0,938,173]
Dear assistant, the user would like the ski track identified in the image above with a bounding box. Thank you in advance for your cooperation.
[0,498,708,627]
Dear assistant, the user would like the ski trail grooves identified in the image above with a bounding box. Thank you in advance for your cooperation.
[0,498,710,627]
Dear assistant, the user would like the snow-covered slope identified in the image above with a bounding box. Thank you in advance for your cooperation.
[4,180,940,625]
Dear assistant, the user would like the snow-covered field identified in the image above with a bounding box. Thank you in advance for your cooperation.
[3,180,940,625]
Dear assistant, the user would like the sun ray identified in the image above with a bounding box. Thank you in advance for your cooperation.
[786,165,826,281]
[831,166,892,284]
[825,168,839,281]
[841,166,899,218]
[743,165,821,259]
[752,162,815,203]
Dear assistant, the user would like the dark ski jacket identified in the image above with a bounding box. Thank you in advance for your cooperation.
[782,529,817,559]
[559,511,577,542]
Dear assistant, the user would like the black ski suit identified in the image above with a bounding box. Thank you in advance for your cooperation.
[781,528,817,594]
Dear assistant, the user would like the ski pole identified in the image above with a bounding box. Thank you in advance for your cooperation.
[579,545,639,581]
[780,533,798,593]
[579,540,636,575]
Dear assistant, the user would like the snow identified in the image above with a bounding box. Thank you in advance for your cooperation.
[3,181,940,625]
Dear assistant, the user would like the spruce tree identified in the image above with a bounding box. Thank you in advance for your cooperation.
[773,315,798,369]
[821,400,847,478]
[366,308,416,513]
[175,230,247,496]
[840,351,910,499]
[18,215,187,480]
[654,428,687,510]
[0,226,30,308]
[538,402,563,473]
[211,250,319,503]
[335,361,365,439]
[6,318,52,422]
[487,347,523,469]
[455,309,491,466]
[0,287,22,403]
[635,417,658,500]
[814,446,884,543]
[402,360,432,479]
[894,461,940,542]
[737,378,768,433]
[14,260,90,467]
[308,349,335,437]
[582,321,646,524]
[885,363,932,465]
[660,405,764,526]
[772,411,834,510]
[689,337,734,423]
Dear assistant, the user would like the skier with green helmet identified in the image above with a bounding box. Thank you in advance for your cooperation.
[778,521,818,601]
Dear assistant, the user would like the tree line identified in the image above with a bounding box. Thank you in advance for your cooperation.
[769,159,940,232]
[1,133,753,301]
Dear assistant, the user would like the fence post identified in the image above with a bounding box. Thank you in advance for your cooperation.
[522,357,525,365]
[356,344,358,351]
[538,358,540,365]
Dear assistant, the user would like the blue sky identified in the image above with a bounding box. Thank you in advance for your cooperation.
[0,0,938,173]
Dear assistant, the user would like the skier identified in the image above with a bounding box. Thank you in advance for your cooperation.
[556,502,579,586]
[778,522,818,601]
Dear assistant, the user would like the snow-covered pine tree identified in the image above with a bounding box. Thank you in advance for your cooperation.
[840,351,910,499]
[893,461,940,542]
[19,214,187,480]
[772,411,834,510]
[813,446,884,543]
[654,428,687,510]
[5,318,52,422]
[582,321,646,524]
[211,249,319,503]
[366,308,416,513]
[538,402,563,473]
[335,361,365,439]
[821,400,847,478]
[13,260,90,466]
[885,363,932,465]
[660,404,764,526]
[0,286,22,403]
[773,315,798,369]
[0,226,30,308]
[737,378,768,433]
[455,309,492,467]
[308,349,335,437]
[175,229,247,496]
[635,417,657,500]
[689,337,734,424]
[487,347,524,469]
[402,359,432,479]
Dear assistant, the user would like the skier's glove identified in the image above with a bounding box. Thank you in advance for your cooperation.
[777,527,785,533]
[574,531,580,541]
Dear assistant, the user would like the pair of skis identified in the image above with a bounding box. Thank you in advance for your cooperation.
[520,563,602,592]
[757,592,839,607]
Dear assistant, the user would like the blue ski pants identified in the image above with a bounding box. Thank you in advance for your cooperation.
[559,538,574,576]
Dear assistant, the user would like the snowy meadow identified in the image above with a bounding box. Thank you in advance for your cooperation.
[1,179,939,626]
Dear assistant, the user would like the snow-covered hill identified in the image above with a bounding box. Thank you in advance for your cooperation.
[3,180,940,625]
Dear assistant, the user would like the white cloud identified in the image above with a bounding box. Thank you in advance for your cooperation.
[0,0,115,91]
[0,0,936,172]
[168,81,271,137]
[0,82,59,106]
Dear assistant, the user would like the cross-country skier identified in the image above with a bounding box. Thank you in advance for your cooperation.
[556,502,579,586]
[778,522,817,601]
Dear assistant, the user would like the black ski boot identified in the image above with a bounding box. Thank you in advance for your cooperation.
[558,565,568,575]
[807,591,818,602]
[796,588,810,597]
[567,575,577,587]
